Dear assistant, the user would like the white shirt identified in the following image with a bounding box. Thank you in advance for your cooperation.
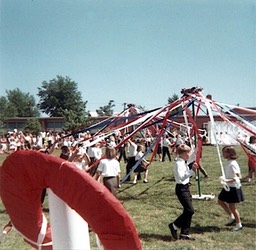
[224,159,241,188]
[87,146,102,159]
[173,157,194,185]
[127,141,137,157]
[162,138,172,147]
[135,151,144,161]
[97,159,121,177]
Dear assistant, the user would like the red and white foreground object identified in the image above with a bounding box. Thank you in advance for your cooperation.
[48,188,90,249]
[0,150,142,250]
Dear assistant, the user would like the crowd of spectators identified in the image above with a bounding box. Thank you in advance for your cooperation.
[0,130,91,154]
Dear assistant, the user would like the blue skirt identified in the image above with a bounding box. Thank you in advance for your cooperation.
[218,187,244,203]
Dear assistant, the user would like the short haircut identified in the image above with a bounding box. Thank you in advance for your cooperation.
[249,136,256,144]
[176,144,191,155]
[222,146,238,159]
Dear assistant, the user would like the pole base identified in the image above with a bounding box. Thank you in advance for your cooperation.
[192,194,215,201]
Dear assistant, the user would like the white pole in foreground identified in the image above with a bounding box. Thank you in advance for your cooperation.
[48,188,90,250]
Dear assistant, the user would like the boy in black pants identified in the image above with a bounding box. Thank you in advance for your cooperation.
[169,144,198,240]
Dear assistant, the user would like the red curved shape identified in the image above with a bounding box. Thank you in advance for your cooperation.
[0,150,142,250]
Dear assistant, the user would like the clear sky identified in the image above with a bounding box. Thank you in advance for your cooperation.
[1,0,255,113]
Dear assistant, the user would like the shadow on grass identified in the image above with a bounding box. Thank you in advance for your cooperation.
[139,232,172,242]
[118,176,166,200]
[42,208,49,213]
[241,222,256,228]
[0,209,7,214]
[139,226,225,243]
[191,225,223,234]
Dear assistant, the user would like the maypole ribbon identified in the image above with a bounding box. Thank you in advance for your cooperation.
[204,98,230,191]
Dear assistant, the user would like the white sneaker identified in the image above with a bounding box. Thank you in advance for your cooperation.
[231,226,243,232]
[143,179,148,183]
[133,180,137,184]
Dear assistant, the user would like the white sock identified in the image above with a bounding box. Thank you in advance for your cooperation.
[230,214,235,220]
[172,223,178,230]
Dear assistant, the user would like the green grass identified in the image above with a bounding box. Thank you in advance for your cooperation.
[0,146,256,249]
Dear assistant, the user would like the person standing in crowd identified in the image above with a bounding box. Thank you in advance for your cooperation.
[95,147,121,197]
[87,140,103,177]
[169,144,197,241]
[174,134,184,148]
[69,143,91,171]
[162,133,173,162]
[244,135,256,182]
[125,138,138,181]
[59,145,71,160]
[218,146,244,231]
[133,144,149,184]
[117,135,127,163]
[154,135,162,161]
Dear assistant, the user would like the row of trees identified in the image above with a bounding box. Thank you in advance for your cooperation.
[0,76,118,132]
[0,75,179,133]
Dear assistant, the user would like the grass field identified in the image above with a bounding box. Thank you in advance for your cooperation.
[0,146,255,250]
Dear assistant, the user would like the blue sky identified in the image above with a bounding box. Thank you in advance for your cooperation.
[0,0,255,113]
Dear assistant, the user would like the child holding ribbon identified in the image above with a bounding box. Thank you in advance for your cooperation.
[218,146,244,231]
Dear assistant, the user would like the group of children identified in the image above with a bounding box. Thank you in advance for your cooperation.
[20,130,253,242]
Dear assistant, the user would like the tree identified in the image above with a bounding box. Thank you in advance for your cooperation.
[37,75,87,130]
[61,109,88,131]
[168,93,183,116]
[6,88,40,117]
[0,96,9,128]
[38,76,87,117]
[168,93,179,104]
[96,100,115,116]
[0,89,40,130]
[23,118,42,136]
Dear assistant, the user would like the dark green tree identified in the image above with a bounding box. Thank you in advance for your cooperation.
[23,118,42,135]
[168,93,179,104]
[37,75,87,130]
[96,100,115,116]
[0,89,40,130]
[0,96,9,128]
[5,88,40,117]
[168,93,182,116]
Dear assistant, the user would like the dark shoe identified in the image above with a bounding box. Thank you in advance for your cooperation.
[168,223,178,240]
[180,234,195,240]
[225,219,236,226]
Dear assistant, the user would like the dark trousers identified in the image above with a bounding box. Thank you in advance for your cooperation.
[118,147,127,163]
[173,184,194,235]
[162,146,171,161]
[126,156,136,181]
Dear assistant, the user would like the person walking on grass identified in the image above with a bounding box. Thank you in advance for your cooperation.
[218,146,244,231]
[169,144,198,241]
